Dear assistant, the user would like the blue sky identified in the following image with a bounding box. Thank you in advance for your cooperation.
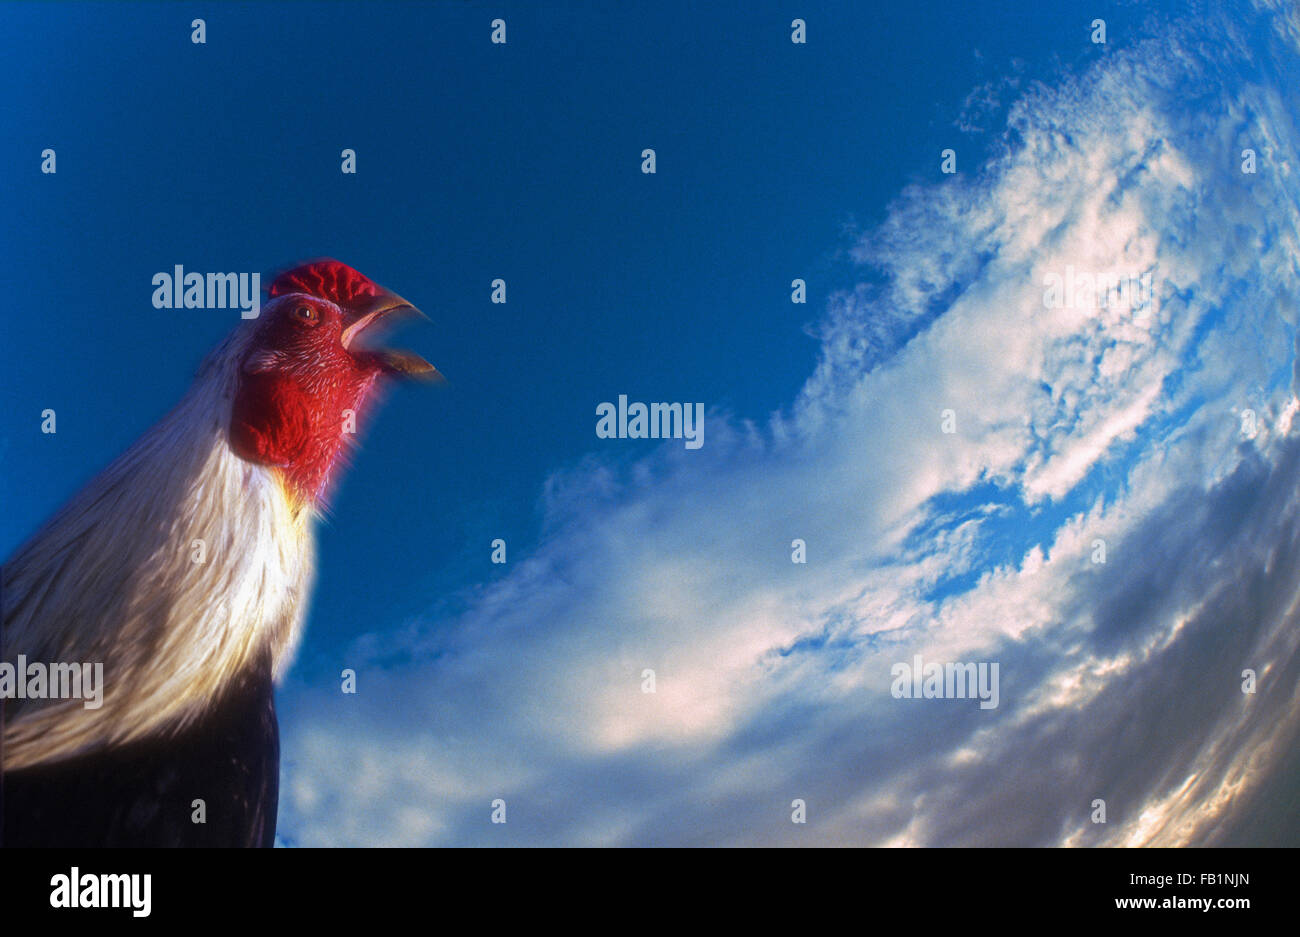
[0,0,1147,662]
[4,0,1300,846]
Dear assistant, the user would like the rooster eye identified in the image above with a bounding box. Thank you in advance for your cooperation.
[292,305,319,325]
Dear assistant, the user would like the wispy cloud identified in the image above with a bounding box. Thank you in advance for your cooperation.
[278,4,1300,846]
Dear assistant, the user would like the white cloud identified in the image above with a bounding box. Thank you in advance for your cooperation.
[279,4,1300,847]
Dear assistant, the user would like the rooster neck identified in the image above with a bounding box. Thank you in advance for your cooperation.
[2,327,317,771]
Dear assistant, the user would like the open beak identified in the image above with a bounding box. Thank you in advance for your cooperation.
[342,290,444,382]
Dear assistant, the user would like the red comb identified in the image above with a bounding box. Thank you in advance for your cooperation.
[268,260,383,307]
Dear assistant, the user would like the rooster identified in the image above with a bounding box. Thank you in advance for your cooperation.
[0,260,438,847]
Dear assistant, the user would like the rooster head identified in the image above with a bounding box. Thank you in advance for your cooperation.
[229,259,439,506]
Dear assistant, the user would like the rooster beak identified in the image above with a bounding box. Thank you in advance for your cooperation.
[342,290,444,382]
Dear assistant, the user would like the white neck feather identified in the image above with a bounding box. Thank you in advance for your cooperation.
[2,328,316,771]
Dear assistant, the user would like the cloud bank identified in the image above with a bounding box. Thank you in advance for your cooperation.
[278,1,1300,846]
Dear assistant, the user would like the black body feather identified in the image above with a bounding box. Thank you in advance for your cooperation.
[1,653,279,848]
